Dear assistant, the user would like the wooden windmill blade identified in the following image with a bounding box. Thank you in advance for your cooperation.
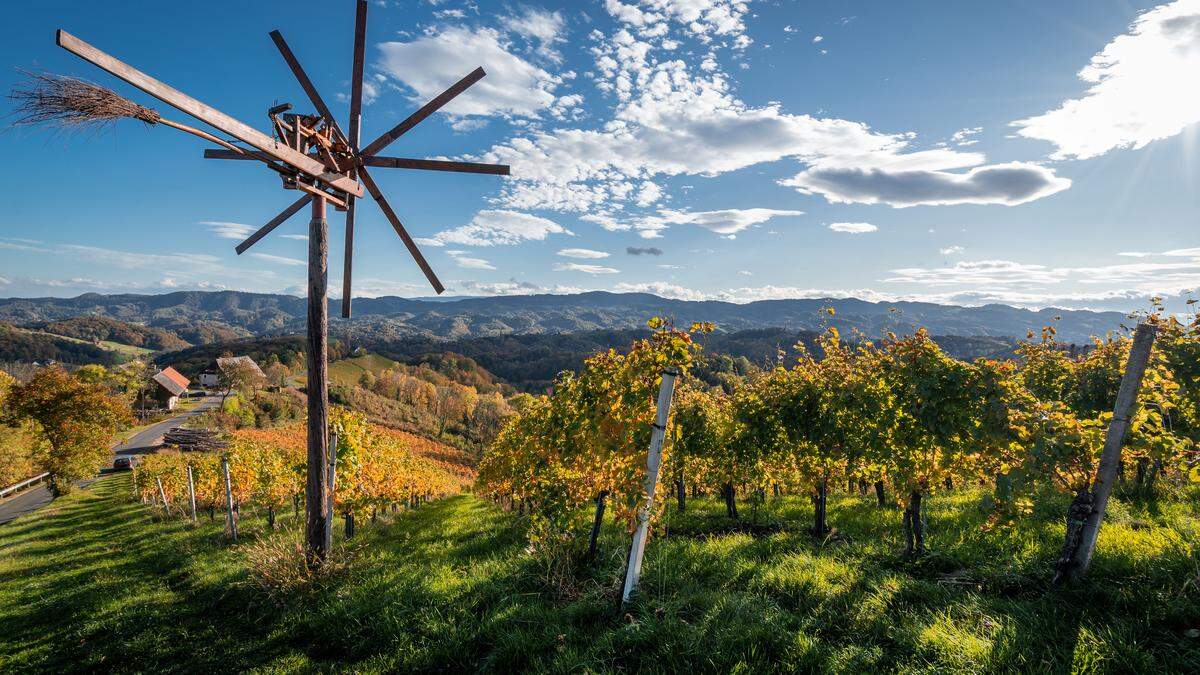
[359,67,486,158]
[358,166,444,294]
[342,0,369,318]
[207,148,510,176]
[235,196,313,255]
[269,30,348,145]
[55,30,362,198]
[362,156,510,175]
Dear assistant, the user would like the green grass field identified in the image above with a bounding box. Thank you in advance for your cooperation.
[1,475,1198,673]
[292,353,402,388]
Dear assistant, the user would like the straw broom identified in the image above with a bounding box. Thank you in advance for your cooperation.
[9,71,249,155]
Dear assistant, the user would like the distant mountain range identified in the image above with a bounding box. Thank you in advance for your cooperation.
[0,290,1129,344]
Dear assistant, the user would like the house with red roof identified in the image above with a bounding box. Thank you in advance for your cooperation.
[149,366,190,410]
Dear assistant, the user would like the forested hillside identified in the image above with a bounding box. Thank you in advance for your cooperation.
[25,316,189,351]
[0,323,117,365]
[0,290,1127,344]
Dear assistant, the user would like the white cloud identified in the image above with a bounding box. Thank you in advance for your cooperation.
[481,26,1070,213]
[279,234,309,241]
[738,270,753,276]
[418,209,572,247]
[783,161,1071,208]
[453,278,587,296]
[553,262,620,274]
[604,0,751,42]
[446,250,496,270]
[950,126,982,147]
[1118,251,1153,257]
[812,35,824,43]
[377,26,562,118]
[828,222,877,234]
[249,253,306,267]
[632,207,804,238]
[1012,0,1200,159]
[502,7,567,63]
[202,221,255,240]
[557,248,610,259]
[940,245,965,255]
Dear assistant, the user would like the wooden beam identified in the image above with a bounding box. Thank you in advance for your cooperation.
[343,0,369,319]
[304,195,331,564]
[235,195,312,255]
[361,156,510,175]
[56,30,363,198]
[358,166,444,294]
[269,30,348,145]
[348,0,367,150]
[360,67,485,157]
[204,148,261,161]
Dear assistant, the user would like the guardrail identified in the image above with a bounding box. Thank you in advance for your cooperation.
[0,473,51,499]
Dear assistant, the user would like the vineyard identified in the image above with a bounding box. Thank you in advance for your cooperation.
[478,312,1200,579]
[133,410,475,531]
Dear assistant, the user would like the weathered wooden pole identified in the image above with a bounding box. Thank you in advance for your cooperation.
[1054,323,1156,584]
[156,477,169,514]
[305,195,331,564]
[186,465,197,522]
[222,456,238,542]
[621,369,678,605]
[326,432,339,550]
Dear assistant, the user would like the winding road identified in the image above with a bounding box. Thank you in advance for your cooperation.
[0,395,218,526]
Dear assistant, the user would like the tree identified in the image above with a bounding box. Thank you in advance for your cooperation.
[5,367,132,495]
[219,359,266,404]
[879,330,976,554]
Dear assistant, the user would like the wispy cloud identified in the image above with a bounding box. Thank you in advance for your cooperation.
[828,222,877,234]
[201,221,256,240]
[249,253,306,267]
[553,262,620,275]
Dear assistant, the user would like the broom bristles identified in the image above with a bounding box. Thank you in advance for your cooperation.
[8,70,160,130]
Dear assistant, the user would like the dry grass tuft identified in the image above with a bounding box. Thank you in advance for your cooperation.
[8,71,160,130]
[242,530,357,602]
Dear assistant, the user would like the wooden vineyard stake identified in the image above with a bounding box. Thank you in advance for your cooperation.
[325,432,339,550]
[156,477,169,514]
[186,465,197,522]
[621,369,679,605]
[1054,322,1157,585]
[222,457,238,543]
[16,0,514,565]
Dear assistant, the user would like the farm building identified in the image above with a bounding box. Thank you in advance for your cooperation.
[148,366,189,410]
[215,356,265,380]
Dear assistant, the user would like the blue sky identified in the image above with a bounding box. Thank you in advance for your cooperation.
[1,0,1197,312]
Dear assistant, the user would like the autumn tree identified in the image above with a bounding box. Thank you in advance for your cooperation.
[219,359,266,404]
[5,367,132,495]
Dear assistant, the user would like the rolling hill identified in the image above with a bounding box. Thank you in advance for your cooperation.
[0,290,1129,345]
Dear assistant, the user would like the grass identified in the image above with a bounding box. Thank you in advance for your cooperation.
[306,353,402,388]
[1,476,1199,673]
[23,327,155,359]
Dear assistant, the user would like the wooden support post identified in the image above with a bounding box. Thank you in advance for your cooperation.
[326,432,339,550]
[186,465,197,522]
[305,195,331,564]
[1055,323,1156,584]
[621,369,678,606]
[156,477,169,514]
[222,457,238,542]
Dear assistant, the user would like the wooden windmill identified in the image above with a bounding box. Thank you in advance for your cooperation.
[17,0,509,562]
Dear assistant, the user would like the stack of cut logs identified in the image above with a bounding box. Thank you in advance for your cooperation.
[162,427,227,452]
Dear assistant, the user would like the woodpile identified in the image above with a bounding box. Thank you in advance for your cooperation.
[163,428,226,453]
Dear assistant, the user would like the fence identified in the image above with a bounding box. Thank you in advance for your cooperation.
[0,472,51,499]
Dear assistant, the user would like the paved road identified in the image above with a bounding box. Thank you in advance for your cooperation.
[0,396,218,526]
